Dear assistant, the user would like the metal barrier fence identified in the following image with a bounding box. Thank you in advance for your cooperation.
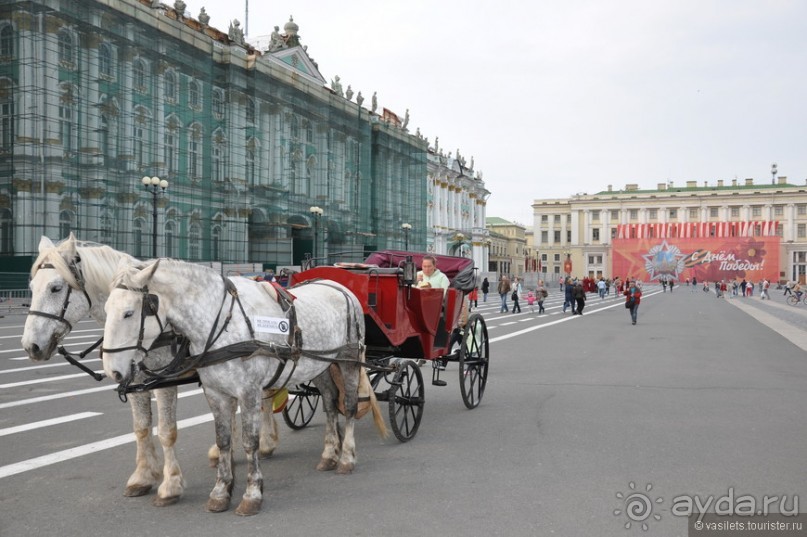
[0,289,32,315]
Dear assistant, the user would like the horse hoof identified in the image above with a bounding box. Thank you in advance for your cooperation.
[124,484,152,497]
[235,498,262,516]
[208,458,218,469]
[316,458,337,471]
[153,495,181,507]
[336,462,355,475]
[205,497,231,513]
[259,448,275,459]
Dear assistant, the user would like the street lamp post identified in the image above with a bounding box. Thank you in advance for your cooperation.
[401,222,412,250]
[141,176,168,258]
[771,163,778,185]
[309,206,323,260]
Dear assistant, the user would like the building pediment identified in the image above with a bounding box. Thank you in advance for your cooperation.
[260,46,325,85]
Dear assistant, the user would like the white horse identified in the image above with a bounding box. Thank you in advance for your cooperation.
[102,258,386,516]
[20,235,280,506]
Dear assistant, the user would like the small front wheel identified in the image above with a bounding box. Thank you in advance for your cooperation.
[282,383,320,430]
[388,360,425,442]
[458,313,489,409]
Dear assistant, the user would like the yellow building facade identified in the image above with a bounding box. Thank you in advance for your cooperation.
[533,177,807,284]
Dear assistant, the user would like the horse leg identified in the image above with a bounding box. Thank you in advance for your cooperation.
[259,390,280,458]
[124,392,161,497]
[204,390,236,513]
[335,364,360,474]
[207,403,236,467]
[311,373,341,472]
[152,386,185,506]
[235,389,264,516]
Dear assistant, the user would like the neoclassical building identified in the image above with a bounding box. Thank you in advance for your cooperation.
[533,177,807,284]
[0,0,489,280]
[426,145,490,269]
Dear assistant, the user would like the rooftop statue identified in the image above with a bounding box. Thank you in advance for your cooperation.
[331,76,344,97]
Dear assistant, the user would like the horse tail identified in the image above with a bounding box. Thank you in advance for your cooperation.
[360,352,388,439]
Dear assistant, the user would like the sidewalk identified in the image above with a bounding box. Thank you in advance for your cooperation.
[724,291,807,352]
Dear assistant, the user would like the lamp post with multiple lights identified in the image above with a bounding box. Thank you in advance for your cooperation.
[401,222,412,250]
[141,176,168,258]
[309,205,323,260]
[772,163,778,185]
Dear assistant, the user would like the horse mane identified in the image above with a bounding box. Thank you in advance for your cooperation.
[32,239,136,299]
[111,258,219,292]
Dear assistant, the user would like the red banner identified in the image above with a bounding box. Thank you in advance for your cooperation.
[612,237,779,282]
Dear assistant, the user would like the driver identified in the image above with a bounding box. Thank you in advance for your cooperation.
[416,255,449,291]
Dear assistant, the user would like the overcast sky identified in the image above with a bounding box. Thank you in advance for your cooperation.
[182,0,807,225]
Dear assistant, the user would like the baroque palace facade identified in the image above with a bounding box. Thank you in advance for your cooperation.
[533,177,807,284]
[0,0,489,278]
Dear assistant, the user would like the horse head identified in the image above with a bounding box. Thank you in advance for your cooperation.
[102,259,165,384]
[22,233,93,361]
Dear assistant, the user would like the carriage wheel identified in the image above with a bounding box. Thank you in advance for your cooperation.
[282,384,320,430]
[458,313,489,409]
[388,359,425,442]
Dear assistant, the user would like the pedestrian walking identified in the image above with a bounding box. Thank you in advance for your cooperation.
[573,280,586,315]
[497,275,511,313]
[469,286,479,309]
[526,290,536,313]
[624,279,642,325]
[481,277,490,302]
[761,279,770,300]
[563,277,575,313]
[536,280,548,314]
[511,278,522,314]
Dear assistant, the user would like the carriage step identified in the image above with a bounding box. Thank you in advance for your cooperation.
[432,379,447,387]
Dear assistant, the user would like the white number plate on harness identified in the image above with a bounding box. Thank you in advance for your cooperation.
[254,316,290,335]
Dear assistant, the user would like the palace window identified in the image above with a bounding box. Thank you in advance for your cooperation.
[99,43,113,78]
[0,25,13,58]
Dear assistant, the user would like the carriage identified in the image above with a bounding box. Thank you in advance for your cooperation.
[24,237,489,513]
[283,250,490,442]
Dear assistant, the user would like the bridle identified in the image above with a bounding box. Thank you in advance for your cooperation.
[27,256,93,333]
[100,285,167,358]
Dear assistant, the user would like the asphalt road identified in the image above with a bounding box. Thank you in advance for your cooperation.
[2,284,807,537]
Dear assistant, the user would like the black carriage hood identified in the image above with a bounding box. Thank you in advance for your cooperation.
[363,250,477,293]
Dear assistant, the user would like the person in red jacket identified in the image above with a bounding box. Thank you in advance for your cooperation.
[624,280,643,325]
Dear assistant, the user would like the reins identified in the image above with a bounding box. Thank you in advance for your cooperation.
[103,268,375,399]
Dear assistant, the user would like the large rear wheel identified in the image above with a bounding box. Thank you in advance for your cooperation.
[458,313,489,409]
[282,383,320,430]
[388,359,425,442]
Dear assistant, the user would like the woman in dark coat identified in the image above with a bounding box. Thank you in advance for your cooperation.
[481,277,490,302]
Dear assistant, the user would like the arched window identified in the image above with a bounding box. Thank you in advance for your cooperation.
[132,106,151,170]
[59,84,77,154]
[212,129,226,182]
[246,137,258,185]
[0,25,13,57]
[290,115,299,139]
[188,222,201,260]
[304,119,313,143]
[165,220,176,258]
[59,210,73,239]
[58,29,73,65]
[100,207,113,245]
[211,224,222,261]
[133,59,147,92]
[188,123,203,181]
[212,88,224,118]
[164,115,181,175]
[0,209,11,254]
[245,97,255,124]
[164,70,176,101]
[99,43,113,78]
[133,217,145,258]
[0,79,12,151]
[189,80,200,108]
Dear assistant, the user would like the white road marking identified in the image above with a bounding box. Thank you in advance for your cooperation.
[0,358,101,374]
[0,371,105,389]
[0,413,215,480]
[0,385,115,410]
[0,412,103,437]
